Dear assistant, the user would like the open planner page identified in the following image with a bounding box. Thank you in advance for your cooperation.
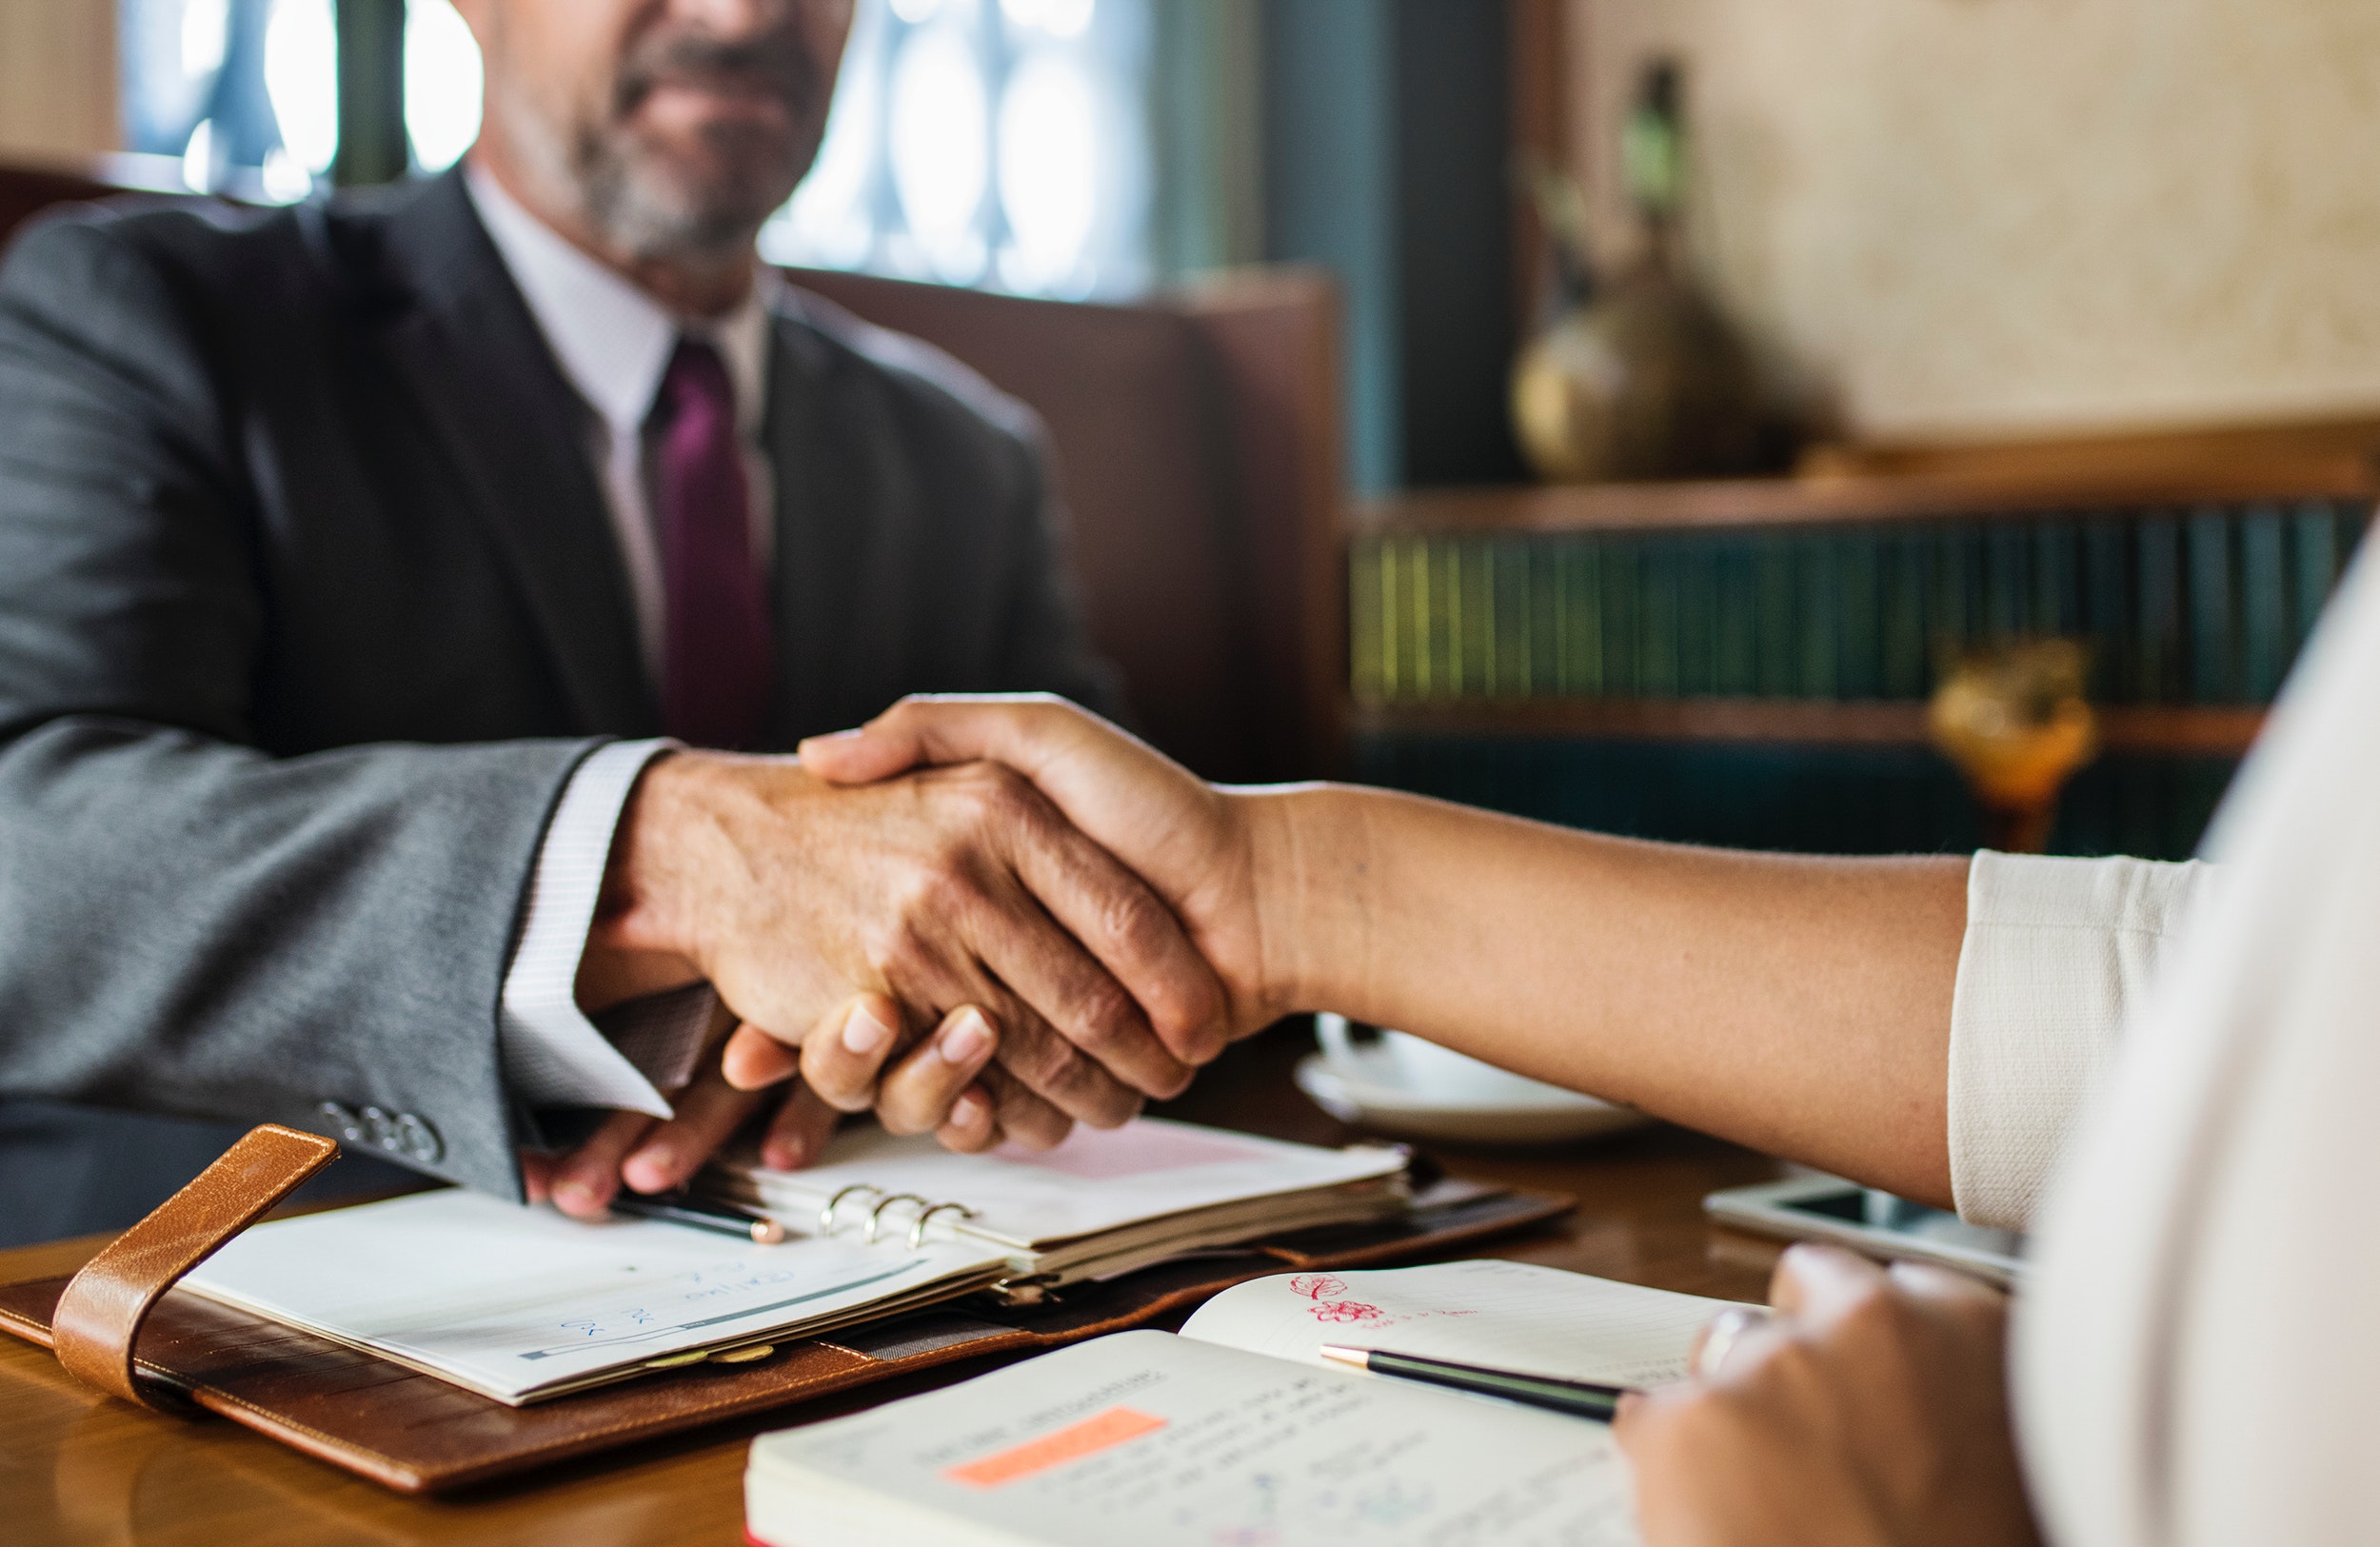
[1180,1259,1750,1388]
[181,1190,1009,1403]
[726,1117,1406,1247]
[746,1330,1640,1547]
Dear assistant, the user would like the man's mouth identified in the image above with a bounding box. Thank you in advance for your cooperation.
[616,30,818,129]
[646,69,795,109]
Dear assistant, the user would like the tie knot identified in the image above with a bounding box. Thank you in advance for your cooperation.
[662,336,735,424]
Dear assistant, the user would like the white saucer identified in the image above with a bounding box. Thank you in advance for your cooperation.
[1294,1054,1651,1146]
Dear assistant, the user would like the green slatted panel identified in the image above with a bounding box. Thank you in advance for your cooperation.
[1355,498,2369,707]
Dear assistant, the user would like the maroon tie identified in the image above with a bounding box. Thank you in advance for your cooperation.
[655,338,773,749]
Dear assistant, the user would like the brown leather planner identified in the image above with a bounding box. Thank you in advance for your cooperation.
[0,1126,1571,1494]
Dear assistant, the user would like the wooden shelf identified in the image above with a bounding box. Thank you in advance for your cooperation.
[1350,697,2267,756]
[1358,468,2380,538]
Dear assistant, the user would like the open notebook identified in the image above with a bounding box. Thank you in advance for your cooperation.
[744,1260,1752,1547]
[701,1116,1408,1291]
[176,1117,1407,1405]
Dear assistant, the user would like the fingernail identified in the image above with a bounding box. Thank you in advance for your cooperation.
[843,1004,894,1056]
[939,1010,993,1065]
[626,1142,674,1181]
[554,1180,596,1213]
[951,1089,990,1129]
[764,1138,804,1170]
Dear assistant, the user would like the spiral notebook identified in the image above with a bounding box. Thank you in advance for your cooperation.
[701,1116,1411,1291]
[174,1118,1408,1405]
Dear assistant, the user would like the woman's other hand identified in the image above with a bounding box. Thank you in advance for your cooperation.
[1616,1243,2042,1547]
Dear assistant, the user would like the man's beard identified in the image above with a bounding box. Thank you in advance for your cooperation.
[529,25,825,267]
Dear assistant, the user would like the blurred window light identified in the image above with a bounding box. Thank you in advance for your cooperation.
[259,145,313,203]
[889,22,990,282]
[124,0,310,190]
[182,116,216,191]
[123,0,1149,300]
[405,0,485,172]
[1001,0,1093,41]
[183,0,229,79]
[996,53,1097,293]
[762,0,885,272]
[123,0,229,155]
[759,0,1150,302]
[263,0,338,180]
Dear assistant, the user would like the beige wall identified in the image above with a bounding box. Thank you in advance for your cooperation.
[0,0,116,163]
[1569,0,2380,444]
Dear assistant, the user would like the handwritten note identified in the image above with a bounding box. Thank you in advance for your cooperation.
[1180,1259,1751,1389]
[749,1331,1642,1547]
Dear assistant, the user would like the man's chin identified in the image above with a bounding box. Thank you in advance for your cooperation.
[600,140,808,250]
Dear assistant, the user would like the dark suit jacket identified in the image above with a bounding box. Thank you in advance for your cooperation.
[0,169,1117,1234]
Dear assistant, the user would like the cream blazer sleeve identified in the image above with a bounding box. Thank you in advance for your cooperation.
[1946,852,2216,1231]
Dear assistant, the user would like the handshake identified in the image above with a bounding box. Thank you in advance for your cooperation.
[525,697,1302,1220]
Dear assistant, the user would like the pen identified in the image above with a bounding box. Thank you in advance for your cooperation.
[609,1191,788,1245]
[1318,1345,1636,1421]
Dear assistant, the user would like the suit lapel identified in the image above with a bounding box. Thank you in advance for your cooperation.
[367,173,658,735]
[763,313,920,742]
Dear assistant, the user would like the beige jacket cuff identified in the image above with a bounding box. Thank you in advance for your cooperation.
[1948,850,2215,1231]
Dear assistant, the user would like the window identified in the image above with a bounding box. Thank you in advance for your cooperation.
[121,0,336,201]
[761,0,1155,300]
[118,0,1155,302]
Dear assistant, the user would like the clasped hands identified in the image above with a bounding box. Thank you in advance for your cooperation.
[525,695,1283,1218]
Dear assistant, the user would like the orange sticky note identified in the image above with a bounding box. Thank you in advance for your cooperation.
[944,1406,1168,1489]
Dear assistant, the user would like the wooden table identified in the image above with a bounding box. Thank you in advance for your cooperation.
[0,1028,1787,1546]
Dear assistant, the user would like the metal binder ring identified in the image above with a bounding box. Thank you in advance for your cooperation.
[820,1184,880,1236]
[908,1200,978,1249]
[865,1193,929,1245]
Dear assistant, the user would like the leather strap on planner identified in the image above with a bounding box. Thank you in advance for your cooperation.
[52,1122,338,1411]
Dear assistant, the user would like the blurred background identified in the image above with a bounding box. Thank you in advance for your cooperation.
[5,0,2375,861]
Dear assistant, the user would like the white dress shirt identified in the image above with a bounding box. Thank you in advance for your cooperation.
[1945,541,2380,1541]
[466,166,773,1118]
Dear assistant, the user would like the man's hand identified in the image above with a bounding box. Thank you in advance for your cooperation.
[1616,1244,2042,1547]
[785,695,1286,1114]
[582,749,1228,1152]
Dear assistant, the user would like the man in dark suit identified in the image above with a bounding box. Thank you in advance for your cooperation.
[0,0,1224,1246]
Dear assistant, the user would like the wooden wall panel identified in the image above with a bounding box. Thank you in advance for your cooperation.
[0,0,116,163]
[1564,0,2380,446]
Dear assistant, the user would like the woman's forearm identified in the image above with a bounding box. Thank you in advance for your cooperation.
[1243,784,1968,1206]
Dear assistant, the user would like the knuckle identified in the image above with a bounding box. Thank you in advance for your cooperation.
[872,913,948,981]
[955,761,1034,821]
[1015,1024,1091,1093]
[885,857,962,921]
[1098,883,1173,960]
[1835,1279,1906,1340]
[1061,976,1143,1053]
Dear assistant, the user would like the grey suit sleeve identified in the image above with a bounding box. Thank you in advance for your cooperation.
[0,216,586,1198]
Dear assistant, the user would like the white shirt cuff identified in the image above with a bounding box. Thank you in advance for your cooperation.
[501,738,684,1116]
[1947,850,2217,1231]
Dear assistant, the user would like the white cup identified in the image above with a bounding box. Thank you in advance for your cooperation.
[1315,1013,1573,1105]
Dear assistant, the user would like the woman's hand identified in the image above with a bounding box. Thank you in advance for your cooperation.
[524,993,1010,1220]
[1616,1244,2042,1547]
